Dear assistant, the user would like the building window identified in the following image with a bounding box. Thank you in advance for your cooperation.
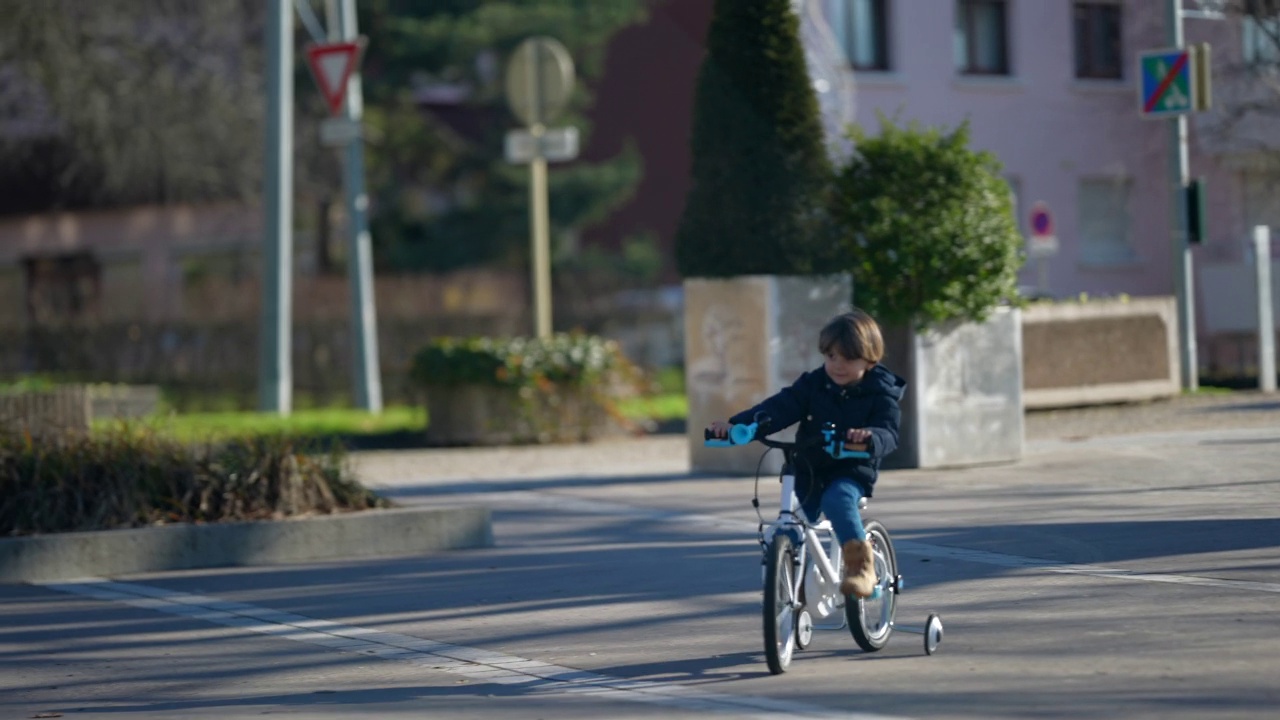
[1074,3,1123,79]
[1243,9,1280,67]
[1078,178,1135,266]
[955,0,1009,75]
[841,0,890,71]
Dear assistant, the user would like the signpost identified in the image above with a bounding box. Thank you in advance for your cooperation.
[1137,1,1219,392]
[504,36,578,340]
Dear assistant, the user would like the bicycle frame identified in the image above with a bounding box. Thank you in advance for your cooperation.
[763,466,847,627]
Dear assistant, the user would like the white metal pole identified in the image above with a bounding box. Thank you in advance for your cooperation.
[1167,0,1198,391]
[1256,226,1276,393]
[331,0,383,412]
[260,0,294,414]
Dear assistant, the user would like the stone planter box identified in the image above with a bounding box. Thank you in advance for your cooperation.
[1021,297,1179,409]
[684,274,853,475]
[424,383,610,446]
[881,307,1024,469]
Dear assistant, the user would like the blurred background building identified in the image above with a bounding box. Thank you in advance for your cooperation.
[0,0,1276,402]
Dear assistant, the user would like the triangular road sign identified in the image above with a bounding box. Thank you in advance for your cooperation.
[305,41,362,115]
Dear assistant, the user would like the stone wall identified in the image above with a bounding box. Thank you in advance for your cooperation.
[1021,297,1180,409]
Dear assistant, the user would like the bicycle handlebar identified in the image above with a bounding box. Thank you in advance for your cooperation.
[703,421,870,459]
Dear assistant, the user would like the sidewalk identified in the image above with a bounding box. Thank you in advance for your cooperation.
[352,390,1280,486]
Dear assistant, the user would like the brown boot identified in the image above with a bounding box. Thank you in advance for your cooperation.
[840,539,877,598]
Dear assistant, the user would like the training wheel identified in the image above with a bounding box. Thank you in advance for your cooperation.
[796,610,814,650]
[924,613,943,655]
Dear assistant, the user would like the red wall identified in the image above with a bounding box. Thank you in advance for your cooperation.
[580,0,713,281]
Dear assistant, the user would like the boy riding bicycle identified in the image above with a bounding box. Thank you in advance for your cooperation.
[706,309,905,598]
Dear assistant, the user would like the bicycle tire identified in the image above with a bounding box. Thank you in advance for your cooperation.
[846,519,898,652]
[763,534,799,674]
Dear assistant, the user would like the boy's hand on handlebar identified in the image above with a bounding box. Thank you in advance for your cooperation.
[706,421,732,439]
[845,427,871,452]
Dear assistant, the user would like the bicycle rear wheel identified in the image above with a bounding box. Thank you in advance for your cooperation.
[846,519,898,652]
[762,534,799,674]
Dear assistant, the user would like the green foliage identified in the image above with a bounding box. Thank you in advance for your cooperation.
[0,0,264,212]
[410,333,622,389]
[830,115,1024,329]
[360,1,648,273]
[0,428,389,536]
[676,0,836,278]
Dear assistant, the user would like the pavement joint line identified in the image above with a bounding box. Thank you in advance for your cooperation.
[39,577,910,720]
[484,491,1280,595]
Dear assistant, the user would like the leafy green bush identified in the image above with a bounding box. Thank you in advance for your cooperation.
[409,333,640,444]
[831,115,1024,329]
[410,333,623,389]
[0,428,390,536]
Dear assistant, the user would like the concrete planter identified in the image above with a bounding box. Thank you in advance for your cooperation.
[882,307,1024,469]
[424,383,609,446]
[683,274,853,475]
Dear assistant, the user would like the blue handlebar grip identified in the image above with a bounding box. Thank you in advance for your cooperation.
[703,422,757,447]
[729,422,757,445]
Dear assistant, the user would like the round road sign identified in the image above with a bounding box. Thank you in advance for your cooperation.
[1030,202,1053,237]
[505,37,575,128]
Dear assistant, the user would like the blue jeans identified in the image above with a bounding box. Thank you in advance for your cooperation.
[796,476,867,544]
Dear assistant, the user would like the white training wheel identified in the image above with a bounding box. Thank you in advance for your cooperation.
[796,610,814,650]
[924,613,943,655]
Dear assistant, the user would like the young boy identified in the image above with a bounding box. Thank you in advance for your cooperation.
[706,309,905,598]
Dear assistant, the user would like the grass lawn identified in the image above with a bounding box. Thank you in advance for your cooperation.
[98,405,428,445]
[97,392,689,448]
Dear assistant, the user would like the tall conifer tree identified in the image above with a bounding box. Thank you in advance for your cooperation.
[676,0,834,278]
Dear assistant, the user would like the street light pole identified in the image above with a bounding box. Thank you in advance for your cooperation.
[260,0,294,413]
[1167,0,1198,391]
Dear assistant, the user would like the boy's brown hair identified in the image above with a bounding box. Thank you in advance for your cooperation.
[818,309,884,363]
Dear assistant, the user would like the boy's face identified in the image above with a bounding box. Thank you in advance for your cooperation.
[824,349,874,387]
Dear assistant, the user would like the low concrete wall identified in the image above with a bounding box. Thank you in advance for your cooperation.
[1022,297,1179,409]
[0,505,493,583]
[0,386,91,436]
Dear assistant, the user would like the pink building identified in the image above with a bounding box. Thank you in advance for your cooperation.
[810,0,1280,368]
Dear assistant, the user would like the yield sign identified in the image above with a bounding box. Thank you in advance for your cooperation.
[305,41,362,115]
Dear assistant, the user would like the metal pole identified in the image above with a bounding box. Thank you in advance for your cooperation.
[1256,226,1276,393]
[1167,0,1198,391]
[529,126,553,339]
[331,0,383,412]
[259,0,294,414]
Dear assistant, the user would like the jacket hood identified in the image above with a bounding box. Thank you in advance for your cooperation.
[821,363,906,401]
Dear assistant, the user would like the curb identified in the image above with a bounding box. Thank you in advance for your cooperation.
[0,505,493,583]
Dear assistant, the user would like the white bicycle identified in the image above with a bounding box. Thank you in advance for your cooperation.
[706,419,943,674]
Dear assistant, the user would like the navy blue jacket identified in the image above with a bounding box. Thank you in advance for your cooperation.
[728,364,906,496]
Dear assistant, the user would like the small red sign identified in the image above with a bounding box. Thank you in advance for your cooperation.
[305,41,362,115]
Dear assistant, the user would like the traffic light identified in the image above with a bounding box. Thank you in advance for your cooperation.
[1185,177,1207,245]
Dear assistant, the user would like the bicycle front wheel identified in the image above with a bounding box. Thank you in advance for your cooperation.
[847,519,898,652]
[762,534,799,674]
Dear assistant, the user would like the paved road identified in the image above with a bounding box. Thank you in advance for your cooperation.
[3,393,1278,719]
